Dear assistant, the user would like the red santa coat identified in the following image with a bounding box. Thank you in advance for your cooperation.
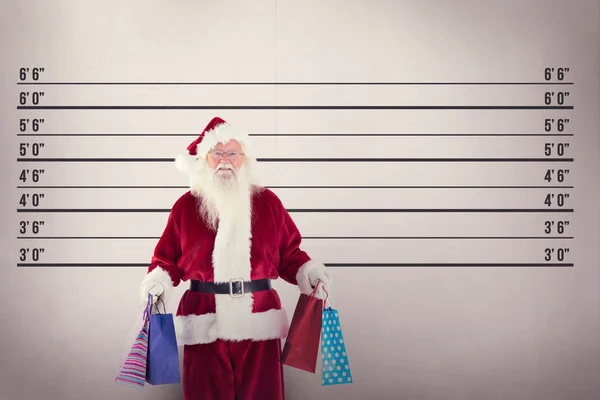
[139,186,323,345]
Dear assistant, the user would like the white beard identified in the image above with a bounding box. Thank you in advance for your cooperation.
[190,161,253,231]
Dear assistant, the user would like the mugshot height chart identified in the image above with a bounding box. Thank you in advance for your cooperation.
[12,76,582,267]
[1,1,599,400]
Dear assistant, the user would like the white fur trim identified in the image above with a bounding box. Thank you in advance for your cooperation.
[174,313,216,345]
[296,260,327,295]
[174,153,198,174]
[174,308,290,345]
[139,266,174,305]
[195,122,250,158]
[210,172,255,339]
[174,121,251,175]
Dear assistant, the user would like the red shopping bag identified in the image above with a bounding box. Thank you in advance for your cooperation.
[281,284,324,373]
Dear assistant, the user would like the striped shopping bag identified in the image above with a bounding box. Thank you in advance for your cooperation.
[115,295,152,388]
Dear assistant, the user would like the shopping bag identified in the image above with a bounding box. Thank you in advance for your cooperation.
[115,295,152,389]
[280,283,324,373]
[320,288,353,386]
[146,298,181,385]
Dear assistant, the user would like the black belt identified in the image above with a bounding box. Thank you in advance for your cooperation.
[190,278,271,297]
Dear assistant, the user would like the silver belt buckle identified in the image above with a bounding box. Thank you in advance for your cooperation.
[229,278,245,297]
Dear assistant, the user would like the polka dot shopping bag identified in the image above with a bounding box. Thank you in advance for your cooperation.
[320,287,353,386]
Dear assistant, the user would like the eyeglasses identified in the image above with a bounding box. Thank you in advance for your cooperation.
[209,151,245,159]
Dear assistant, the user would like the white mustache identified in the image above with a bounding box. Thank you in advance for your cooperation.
[216,164,235,173]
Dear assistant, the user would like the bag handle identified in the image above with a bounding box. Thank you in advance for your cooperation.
[311,280,334,310]
[321,285,334,310]
[309,280,322,296]
[155,297,167,314]
[145,293,167,316]
[143,294,152,321]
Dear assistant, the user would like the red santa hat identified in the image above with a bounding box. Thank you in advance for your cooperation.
[174,116,251,174]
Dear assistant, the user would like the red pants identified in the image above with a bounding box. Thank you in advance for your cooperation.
[183,339,285,400]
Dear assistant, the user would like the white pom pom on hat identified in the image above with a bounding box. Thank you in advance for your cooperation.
[174,116,250,175]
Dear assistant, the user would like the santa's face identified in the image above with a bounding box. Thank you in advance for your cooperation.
[206,139,245,183]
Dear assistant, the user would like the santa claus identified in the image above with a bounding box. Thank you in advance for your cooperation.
[138,116,332,400]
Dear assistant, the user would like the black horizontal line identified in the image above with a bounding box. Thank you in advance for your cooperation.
[16,105,574,110]
[16,157,575,163]
[280,185,574,189]
[15,133,575,137]
[16,208,574,213]
[17,236,157,239]
[256,133,576,137]
[17,236,574,240]
[325,263,574,267]
[16,262,574,267]
[16,81,574,86]
[16,185,575,189]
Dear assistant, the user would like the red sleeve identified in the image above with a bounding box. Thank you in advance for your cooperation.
[139,199,184,304]
[148,207,183,287]
[274,194,312,286]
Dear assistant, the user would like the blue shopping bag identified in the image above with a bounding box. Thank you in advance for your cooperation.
[145,297,181,385]
[320,288,353,386]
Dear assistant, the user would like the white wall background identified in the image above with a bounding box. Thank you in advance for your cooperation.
[1,0,599,399]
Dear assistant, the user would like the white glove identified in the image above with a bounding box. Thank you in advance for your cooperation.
[308,267,332,288]
[140,281,165,305]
